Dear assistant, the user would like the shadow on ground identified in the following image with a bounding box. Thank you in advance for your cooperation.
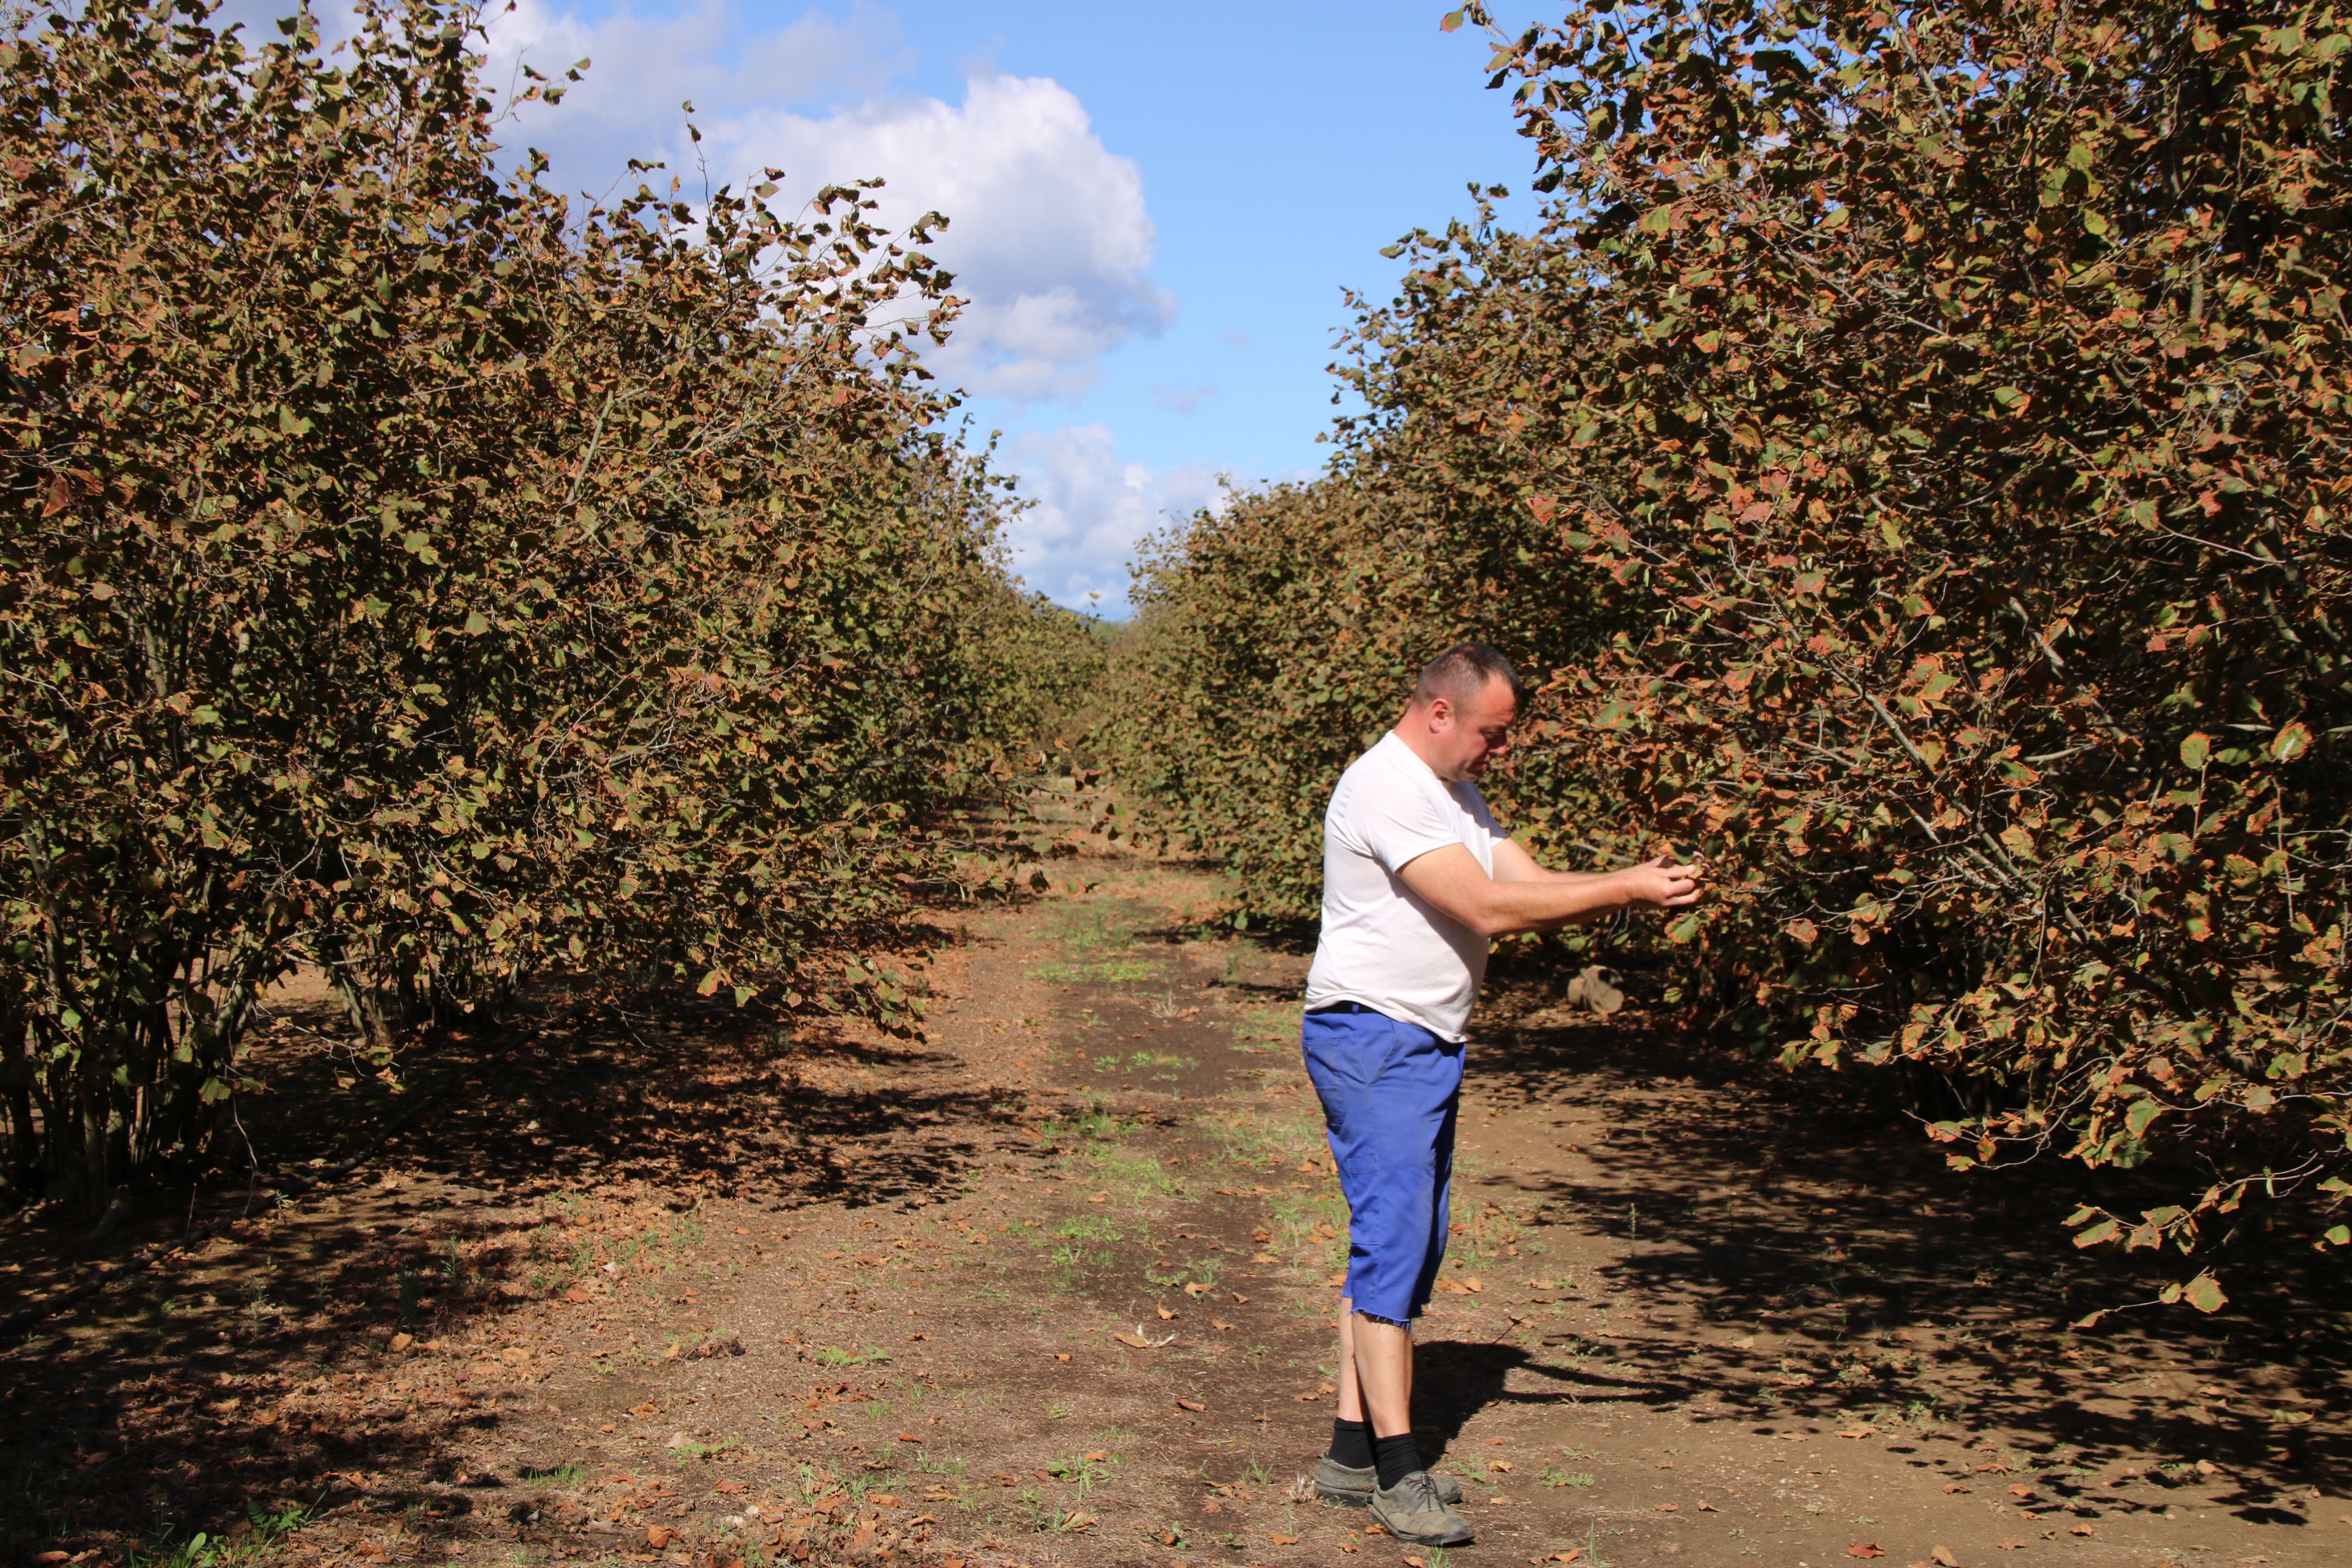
[1461,987,2350,1517]
[0,959,1032,1561]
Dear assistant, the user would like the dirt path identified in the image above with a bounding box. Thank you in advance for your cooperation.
[4,850,2346,1568]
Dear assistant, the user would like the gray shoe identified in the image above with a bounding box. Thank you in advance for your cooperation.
[1369,1469,1475,1547]
[1314,1456,1464,1507]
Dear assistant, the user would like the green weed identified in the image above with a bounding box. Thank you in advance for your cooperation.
[130,1499,317,1568]
[1044,1450,1118,1495]
[1030,957,1155,986]
[668,1438,738,1464]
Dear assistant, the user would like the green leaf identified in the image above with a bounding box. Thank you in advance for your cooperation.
[2071,1217,2121,1249]
[2179,732,2211,769]
[2182,1272,2227,1314]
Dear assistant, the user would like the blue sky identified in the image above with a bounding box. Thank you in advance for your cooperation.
[478,1,1549,610]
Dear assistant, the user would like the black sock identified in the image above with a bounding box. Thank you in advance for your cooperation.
[1373,1431,1422,1490]
[1327,1418,1374,1469]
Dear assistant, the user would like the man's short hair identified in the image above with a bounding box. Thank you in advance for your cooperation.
[1412,641,1525,709]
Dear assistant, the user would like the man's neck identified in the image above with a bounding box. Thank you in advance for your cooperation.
[1390,718,1454,782]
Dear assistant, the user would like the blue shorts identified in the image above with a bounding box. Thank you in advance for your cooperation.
[1300,1004,1463,1323]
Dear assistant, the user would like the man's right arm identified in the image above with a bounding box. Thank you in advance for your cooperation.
[1397,843,1701,938]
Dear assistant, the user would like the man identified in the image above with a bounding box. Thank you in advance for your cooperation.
[1301,641,1703,1547]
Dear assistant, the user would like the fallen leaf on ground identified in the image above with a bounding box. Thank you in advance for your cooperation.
[1548,1552,1583,1564]
[1156,1306,1177,1320]
[1655,1502,1678,1512]
[1229,1292,1250,1303]
[1114,1332,1152,1348]
[1847,1545,1884,1560]
[1404,1558,1427,1567]
[1838,1426,1875,1439]
[1184,1281,1211,1295]
[1271,1533,1299,1545]
[1697,1501,1718,1511]
[1489,1460,1512,1472]
[1998,1539,2027,1551]
[896,1432,922,1443]
[1252,1253,1280,1264]
[2068,1524,2094,1537]
[1944,1483,1973,1494]
[388,1332,414,1353]
[1088,1192,1107,1204]
[1212,1318,1235,1331]
[1055,1352,1071,1361]
[1175,1398,1205,1411]
[1932,1549,1961,1568]
[646,1525,677,1549]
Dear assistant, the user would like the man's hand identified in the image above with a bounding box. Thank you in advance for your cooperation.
[1618,854,1703,909]
[1398,845,1706,937]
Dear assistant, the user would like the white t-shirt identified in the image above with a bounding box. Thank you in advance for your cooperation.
[1303,731,1509,1041]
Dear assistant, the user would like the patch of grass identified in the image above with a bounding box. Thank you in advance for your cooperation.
[1044,1450,1119,1495]
[808,1344,892,1367]
[517,1463,582,1484]
[1542,1467,1597,1489]
[1144,1255,1221,1291]
[1086,1144,1179,1200]
[1030,957,1156,986]
[1038,1103,1130,1146]
[130,1499,318,1568]
[1050,907,1140,953]
[668,1437,739,1464]
[1037,1212,1126,1277]
[1204,1107,1326,1173]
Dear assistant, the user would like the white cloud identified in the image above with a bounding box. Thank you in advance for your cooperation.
[1149,382,1217,415]
[1001,426,1228,612]
[482,2,1170,402]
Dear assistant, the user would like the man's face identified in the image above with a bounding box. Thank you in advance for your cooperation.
[1428,678,1518,782]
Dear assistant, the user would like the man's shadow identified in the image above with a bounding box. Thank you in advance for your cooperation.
[1409,1340,1689,1463]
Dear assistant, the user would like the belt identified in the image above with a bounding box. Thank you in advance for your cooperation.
[1306,1000,1377,1015]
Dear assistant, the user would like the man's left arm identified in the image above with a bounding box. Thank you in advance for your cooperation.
[1490,836,1619,890]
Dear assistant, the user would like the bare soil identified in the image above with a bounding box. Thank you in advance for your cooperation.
[4,850,2346,1568]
